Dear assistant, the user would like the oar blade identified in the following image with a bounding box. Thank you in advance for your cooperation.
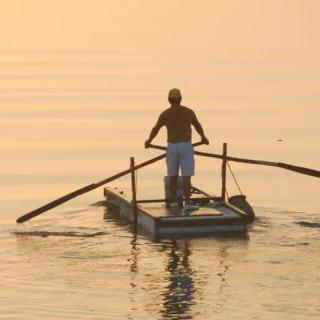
[279,163,320,178]
[16,184,96,223]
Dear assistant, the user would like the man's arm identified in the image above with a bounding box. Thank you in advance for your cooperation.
[192,112,209,144]
[145,114,165,148]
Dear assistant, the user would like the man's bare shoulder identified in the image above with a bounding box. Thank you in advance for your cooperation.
[180,105,196,115]
[161,106,172,113]
[159,107,172,117]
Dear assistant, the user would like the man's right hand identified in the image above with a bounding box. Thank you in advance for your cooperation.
[201,136,209,145]
[144,139,151,148]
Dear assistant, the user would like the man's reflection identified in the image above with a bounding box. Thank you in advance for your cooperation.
[161,240,194,320]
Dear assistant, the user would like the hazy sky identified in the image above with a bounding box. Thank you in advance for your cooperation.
[1,0,320,61]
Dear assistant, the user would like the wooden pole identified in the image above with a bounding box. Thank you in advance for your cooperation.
[130,157,138,230]
[221,143,227,201]
[16,153,166,223]
[149,144,320,178]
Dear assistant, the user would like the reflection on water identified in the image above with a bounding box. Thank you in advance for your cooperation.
[161,241,194,320]
[126,233,242,320]
[8,206,320,320]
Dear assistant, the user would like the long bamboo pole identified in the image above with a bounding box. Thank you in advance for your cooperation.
[16,153,166,223]
[149,144,320,178]
[195,151,320,178]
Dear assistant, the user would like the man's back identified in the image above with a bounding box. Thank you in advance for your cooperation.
[158,105,200,143]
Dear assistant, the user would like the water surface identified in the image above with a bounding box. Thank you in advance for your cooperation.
[0,1,319,319]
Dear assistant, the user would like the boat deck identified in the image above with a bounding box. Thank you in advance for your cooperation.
[104,187,252,240]
[135,204,224,217]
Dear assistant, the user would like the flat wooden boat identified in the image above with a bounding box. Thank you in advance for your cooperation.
[104,186,254,240]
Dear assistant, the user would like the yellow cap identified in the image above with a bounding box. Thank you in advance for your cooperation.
[168,88,182,99]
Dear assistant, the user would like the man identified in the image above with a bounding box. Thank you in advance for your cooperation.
[145,88,209,210]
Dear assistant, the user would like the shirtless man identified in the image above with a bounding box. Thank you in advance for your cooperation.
[145,88,209,210]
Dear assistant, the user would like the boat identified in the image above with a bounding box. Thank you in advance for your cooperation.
[104,177,255,241]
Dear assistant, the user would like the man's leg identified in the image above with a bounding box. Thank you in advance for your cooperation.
[183,176,191,204]
[180,143,198,210]
[180,142,194,204]
[166,143,179,207]
[170,175,178,203]
[183,176,198,210]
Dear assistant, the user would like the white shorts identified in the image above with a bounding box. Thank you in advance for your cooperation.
[166,142,195,176]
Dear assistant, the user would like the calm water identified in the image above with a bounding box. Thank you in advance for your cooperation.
[1,1,320,319]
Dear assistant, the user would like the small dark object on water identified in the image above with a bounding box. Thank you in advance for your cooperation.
[296,221,320,228]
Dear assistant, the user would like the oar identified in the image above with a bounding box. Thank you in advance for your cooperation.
[16,153,166,224]
[149,144,320,178]
[16,141,205,224]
